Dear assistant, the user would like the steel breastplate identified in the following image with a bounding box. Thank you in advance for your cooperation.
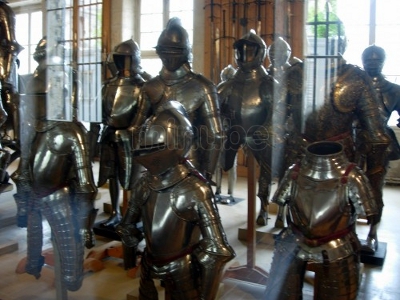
[142,175,203,260]
[289,175,352,239]
[222,69,272,132]
[31,124,74,197]
[102,78,142,128]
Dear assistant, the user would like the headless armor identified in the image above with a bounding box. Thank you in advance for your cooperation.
[26,119,97,291]
[265,141,379,300]
[133,63,223,178]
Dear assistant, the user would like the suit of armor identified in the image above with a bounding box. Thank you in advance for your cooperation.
[356,45,400,252]
[117,101,235,300]
[14,42,98,291]
[215,64,237,204]
[130,18,223,181]
[218,30,284,225]
[266,37,304,228]
[98,39,146,227]
[0,0,23,188]
[264,141,379,300]
[303,57,390,252]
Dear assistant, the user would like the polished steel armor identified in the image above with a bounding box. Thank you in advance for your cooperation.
[215,64,237,204]
[13,42,98,291]
[130,18,223,182]
[264,141,379,300]
[97,39,146,228]
[117,101,235,300]
[218,29,284,225]
[0,0,23,190]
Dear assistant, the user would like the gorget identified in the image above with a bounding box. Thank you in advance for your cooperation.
[147,163,190,191]
[159,63,191,86]
[300,145,349,181]
[234,66,269,82]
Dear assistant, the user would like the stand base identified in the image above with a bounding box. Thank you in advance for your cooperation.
[224,265,268,286]
[359,240,387,266]
[237,227,280,245]
[93,221,121,241]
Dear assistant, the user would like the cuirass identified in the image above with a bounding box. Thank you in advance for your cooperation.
[149,74,213,125]
[30,123,82,197]
[102,78,142,128]
[141,177,202,259]
[289,175,353,239]
[220,70,273,133]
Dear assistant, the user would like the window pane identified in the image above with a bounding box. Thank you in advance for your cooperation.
[170,0,193,12]
[16,14,29,45]
[141,0,163,14]
[141,58,162,78]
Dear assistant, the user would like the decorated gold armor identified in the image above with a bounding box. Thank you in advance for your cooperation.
[97,39,146,227]
[117,101,235,300]
[15,39,98,291]
[218,29,284,225]
[303,54,390,252]
[130,18,223,181]
[264,141,379,300]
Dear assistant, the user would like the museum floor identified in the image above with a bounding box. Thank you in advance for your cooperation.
[0,160,400,300]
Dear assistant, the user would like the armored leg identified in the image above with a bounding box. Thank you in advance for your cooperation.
[25,206,45,279]
[264,230,306,300]
[313,253,360,300]
[42,192,85,291]
[141,253,200,300]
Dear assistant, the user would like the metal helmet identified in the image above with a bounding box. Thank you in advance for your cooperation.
[362,45,386,78]
[133,100,194,175]
[33,36,47,63]
[267,37,291,67]
[155,17,192,71]
[234,29,267,71]
[111,39,142,76]
[220,64,237,82]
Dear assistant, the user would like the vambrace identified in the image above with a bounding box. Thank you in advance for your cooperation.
[194,199,235,300]
[116,177,148,247]
[348,169,379,221]
[199,91,224,176]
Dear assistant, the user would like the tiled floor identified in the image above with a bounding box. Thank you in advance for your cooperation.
[0,160,399,299]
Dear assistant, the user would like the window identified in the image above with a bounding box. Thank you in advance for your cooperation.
[139,0,194,77]
[306,0,400,125]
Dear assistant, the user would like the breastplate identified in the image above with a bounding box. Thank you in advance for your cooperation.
[289,176,352,239]
[102,78,141,128]
[141,177,202,260]
[31,125,73,197]
[223,77,270,132]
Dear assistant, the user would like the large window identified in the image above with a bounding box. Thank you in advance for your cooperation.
[139,0,193,76]
[306,0,400,125]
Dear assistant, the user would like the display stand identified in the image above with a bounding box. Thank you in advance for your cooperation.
[359,240,387,266]
[223,152,269,285]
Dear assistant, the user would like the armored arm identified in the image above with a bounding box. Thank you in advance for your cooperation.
[348,166,380,224]
[271,166,295,207]
[116,176,148,248]
[199,80,224,178]
[193,186,235,300]
[128,90,152,146]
